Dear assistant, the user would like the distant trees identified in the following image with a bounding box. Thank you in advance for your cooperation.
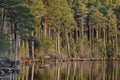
[0,0,120,60]
[0,0,35,59]
[73,0,88,58]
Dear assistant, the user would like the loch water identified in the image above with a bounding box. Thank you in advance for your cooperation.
[1,61,120,80]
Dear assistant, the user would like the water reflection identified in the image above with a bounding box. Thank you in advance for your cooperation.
[0,68,20,80]
[17,61,120,80]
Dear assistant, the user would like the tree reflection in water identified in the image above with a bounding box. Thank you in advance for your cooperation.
[0,68,20,80]
[16,61,120,80]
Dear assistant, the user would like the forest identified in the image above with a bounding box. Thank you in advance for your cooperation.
[0,0,120,60]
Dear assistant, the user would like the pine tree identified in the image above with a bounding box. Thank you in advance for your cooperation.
[88,6,106,58]
[73,0,88,58]
[105,9,117,59]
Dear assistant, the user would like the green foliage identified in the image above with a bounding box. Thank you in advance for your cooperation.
[106,42,114,58]
[6,5,35,37]
[44,0,76,32]
[0,0,120,59]
[34,37,53,48]
[28,0,46,28]
[0,0,35,36]
[0,32,10,52]
[60,0,76,32]
[7,5,35,26]
[0,0,23,8]
[114,6,120,26]
[88,6,107,29]
[34,37,55,56]
[73,0,88,30]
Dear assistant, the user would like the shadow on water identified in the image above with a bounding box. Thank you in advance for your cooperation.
[8,61,120,80]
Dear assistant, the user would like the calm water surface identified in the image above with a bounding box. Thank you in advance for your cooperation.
[1,61,120,80]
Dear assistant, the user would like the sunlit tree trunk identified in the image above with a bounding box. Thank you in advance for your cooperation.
[65,32,71,57]
[55,33,57,54]
[21,40,25,58]
[48,27,51,38]
[96,29,99,56]
[81,17,84,57]
[57,28,61,54]
[91,29,94,47]
[89,25,92,57]
[26,40,29,58]
[115,27,118,55]
[75,29,78,42]
[31,32,34,59]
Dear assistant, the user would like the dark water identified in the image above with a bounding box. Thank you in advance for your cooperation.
[1,61,120,80]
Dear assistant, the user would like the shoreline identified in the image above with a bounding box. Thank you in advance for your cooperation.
[23,57,120,65]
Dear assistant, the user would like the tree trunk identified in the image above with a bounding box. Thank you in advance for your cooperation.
[75,29,78,42]
[14,23,19,61]
[65,32,71,57]
[115,27,118,55]
[10,22,14,54]
[55,33,57,54]
[81,17,84,57]
[91,29,94,46]
[44,20,47,38]
[22,40,25,58]
[96,29,99,56]
[73,44,76,58]
[31,32,34,59]
[89,26,92,57]
[103,28,107,59]
[26,40,29,58]
[1,8,6,32]
[57,28,60,54]
[107,26,110,43]
[18,34,21,58]
[48,27,51,38]
[112,36,115,59]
